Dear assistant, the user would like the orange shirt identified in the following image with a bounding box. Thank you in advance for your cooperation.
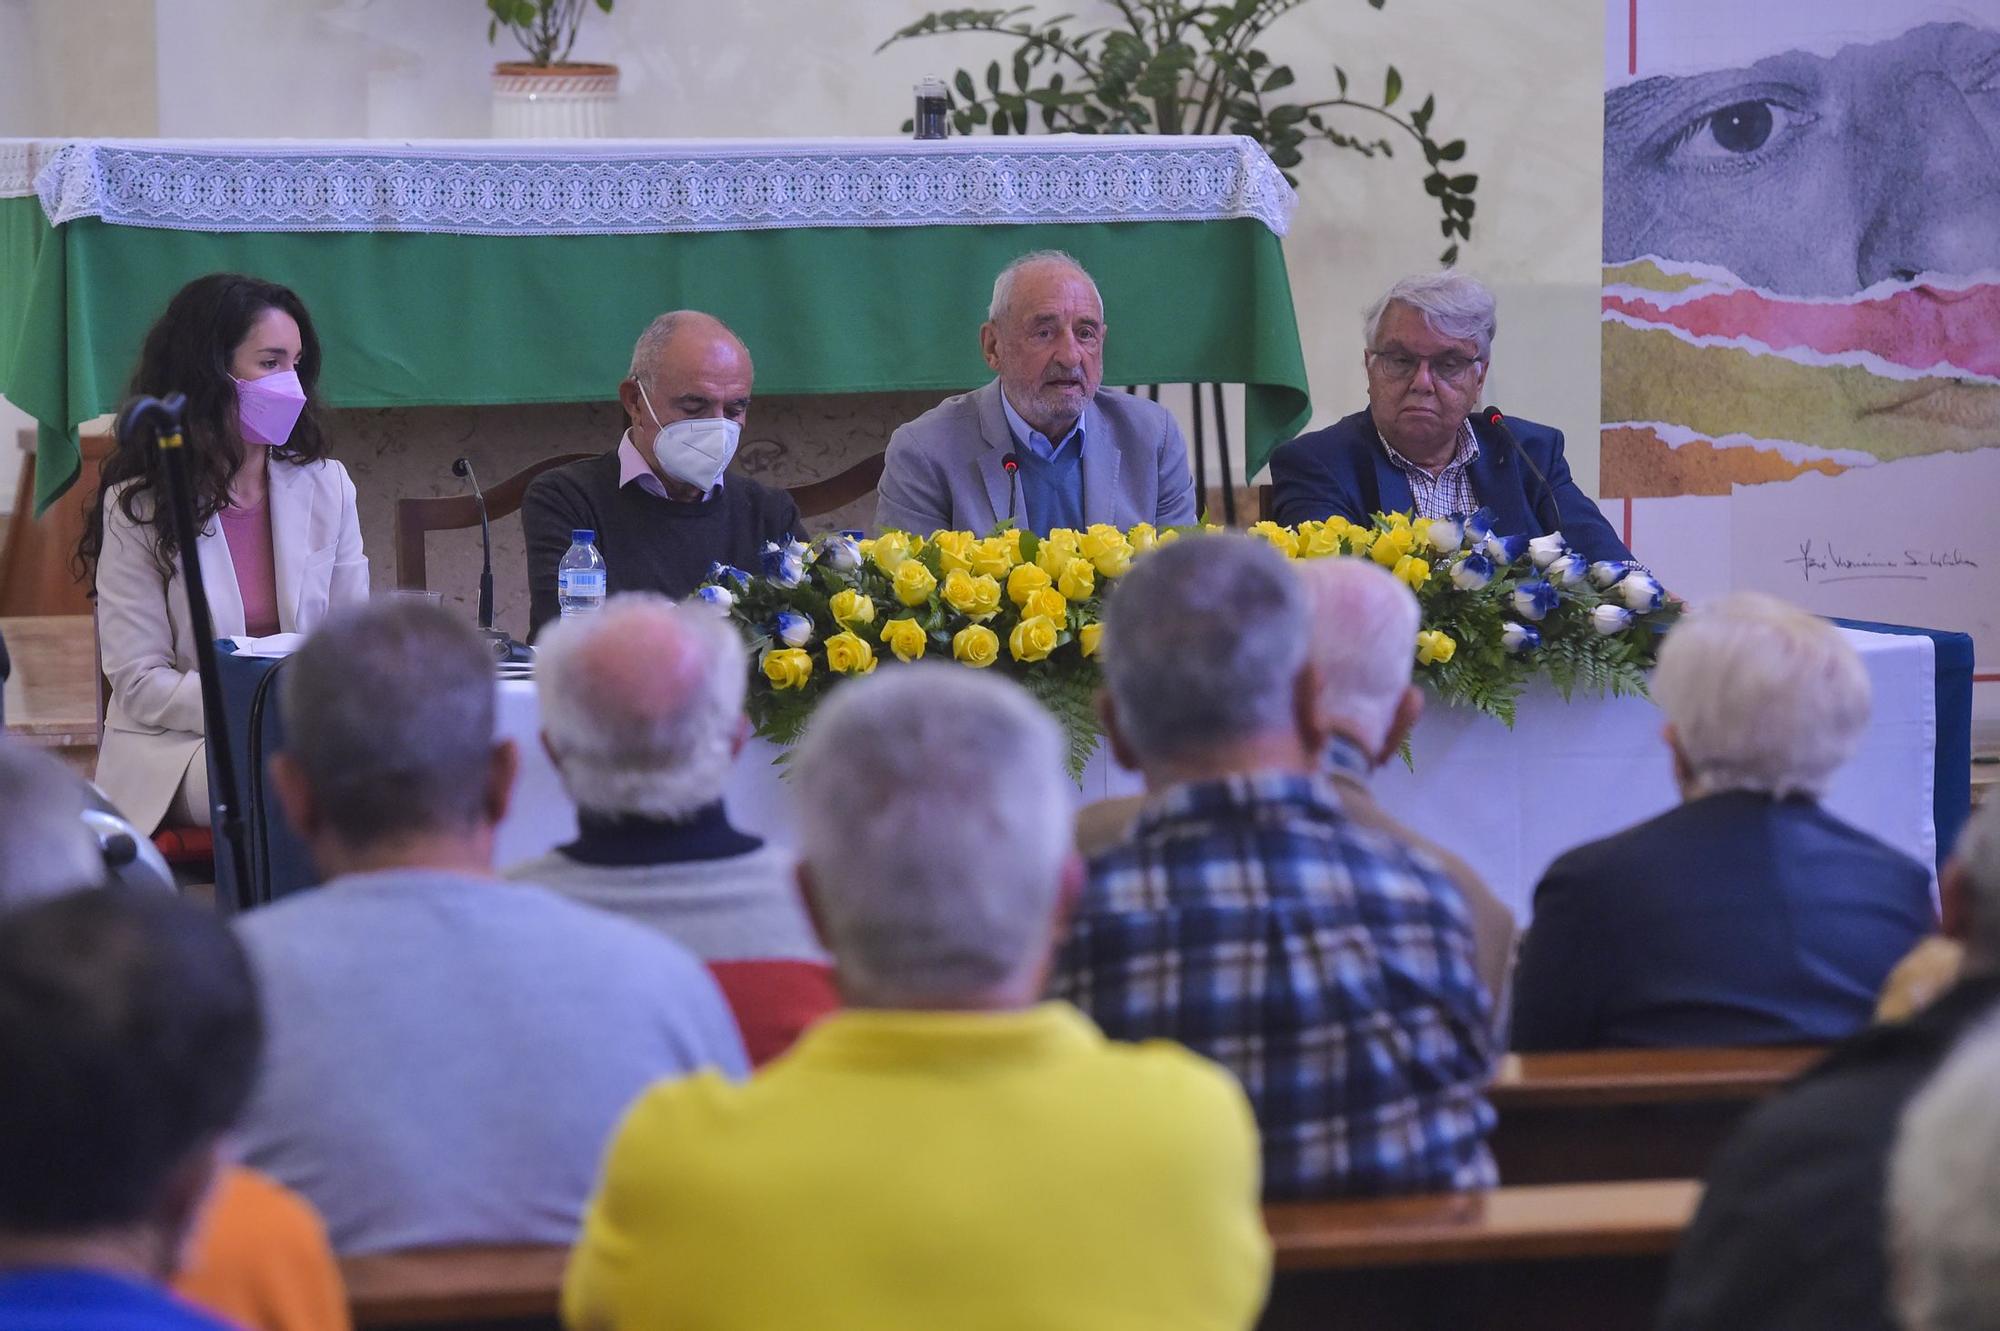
[175,1167,349,1331]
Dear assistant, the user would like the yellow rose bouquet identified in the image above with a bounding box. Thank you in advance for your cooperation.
[696,508,1677,773]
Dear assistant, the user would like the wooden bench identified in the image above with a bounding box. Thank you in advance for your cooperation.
[339,1180,1700,1331]
[1488,1046,1825,1185]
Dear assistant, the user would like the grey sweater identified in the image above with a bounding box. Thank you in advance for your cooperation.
[233,869,748,1255]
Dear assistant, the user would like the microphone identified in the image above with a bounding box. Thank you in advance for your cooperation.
[1478,406,1558,534]
[451,456,495,632]
[1001,451,1022,525]
[115,393,188,447]
[451,457,533,664]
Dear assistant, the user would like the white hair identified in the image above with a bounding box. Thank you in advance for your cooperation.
[1890,1010,2000,1331]
[534,592,747,821]
[1100,534,1308,765]
[987,250,1102,324]
[626,309,743,390]
[1650,592,1870,799]
[1294,558,1420,754]
[1364,270,1498,359]
[0,738,101,905]
[791,665,1072,1007]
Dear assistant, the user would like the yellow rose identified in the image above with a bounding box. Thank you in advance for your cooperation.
[952,623,1000,668]
[1385,511,1412,529]
[1023,587,1068,623]
[968,536,1016,580]
[1299,522,1343,558]
[1323,515,1353,536]
[1082,531,1135,578]
[1009,614,1060,663]
[1411,517,1433,546]
[1035,531,1082,579]
[1249,520,1299,558]
[881,616,927,663]
[1006,561,1053,607]
[762,648,813,690]
[1415,629,1457,666]
[1392,554,1432,592]
[942,569,1003,621]
[1127,523,1158,552]
[870,531,915,573]
[824,630,878,675]
[828,589,875,630]
[930,530,976,575]
[1078,621,1103,659]
[892,560,938,607]
[1343,527,1376,556]
[1370,526,1416,568]
[1057,557,1097,601]
[995,527,1025,559]
[1155,527,1182,545]
[1202,522,1226,534]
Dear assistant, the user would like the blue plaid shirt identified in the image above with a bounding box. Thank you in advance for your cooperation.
[1050,772,1498,1200]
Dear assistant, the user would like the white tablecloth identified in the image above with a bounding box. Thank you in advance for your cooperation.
[493,627,1937,925]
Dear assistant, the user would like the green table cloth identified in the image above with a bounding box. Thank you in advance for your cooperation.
[1,137,1311,513]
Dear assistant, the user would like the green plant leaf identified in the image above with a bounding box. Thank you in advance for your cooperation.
[1384,65,1402,106]
[987,59,1003,92]
[1261,64,1293,92]
[955,69,977,100]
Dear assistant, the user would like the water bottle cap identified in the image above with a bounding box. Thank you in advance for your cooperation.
[572,529,595,544]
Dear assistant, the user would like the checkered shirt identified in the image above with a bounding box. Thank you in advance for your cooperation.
[1379,419,1480,520]
[1050,772,1498,1200]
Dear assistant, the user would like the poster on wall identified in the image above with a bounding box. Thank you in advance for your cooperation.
[1600,0,2000,701]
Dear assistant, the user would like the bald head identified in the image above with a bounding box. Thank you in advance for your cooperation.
[534,592,749,820]
[622,310,754,446]
[1294,558,1422,759]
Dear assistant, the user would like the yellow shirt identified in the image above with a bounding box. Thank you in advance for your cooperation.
[564,1002,1270,1331]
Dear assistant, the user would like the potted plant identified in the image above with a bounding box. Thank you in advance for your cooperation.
[488,0,620,139]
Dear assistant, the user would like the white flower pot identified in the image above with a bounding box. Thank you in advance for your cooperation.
[491,63,619,139]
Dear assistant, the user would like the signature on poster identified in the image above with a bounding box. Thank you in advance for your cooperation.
[1785,539,1981,584]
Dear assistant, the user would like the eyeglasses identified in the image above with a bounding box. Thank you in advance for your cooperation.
[1367,349,1483,384]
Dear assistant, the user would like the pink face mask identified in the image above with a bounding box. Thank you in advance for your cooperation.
[233,370,307,447]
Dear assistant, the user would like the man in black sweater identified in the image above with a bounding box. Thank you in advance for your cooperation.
[523,311,800,639]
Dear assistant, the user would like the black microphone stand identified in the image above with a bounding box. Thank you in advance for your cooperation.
[452,457,533,663]
[117,395,252,901]
[1002,452,1022,526]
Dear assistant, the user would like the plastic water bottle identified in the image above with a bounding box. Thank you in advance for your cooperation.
[557,529,606,620]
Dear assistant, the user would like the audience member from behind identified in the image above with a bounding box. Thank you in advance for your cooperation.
[0,736,106,902]
[1511,592,1934,1052]
[565,667,1269,1331]
[522,311,800,639]
[237,599,746,1255]
[1050,534,1497,1200]
[1889,999,2000,1331]
[507,592,834,1064]
[0,891,260,1331]
[1659,798,2000,1331]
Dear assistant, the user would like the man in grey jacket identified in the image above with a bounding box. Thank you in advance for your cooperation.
[234,599,747,1255]
[874,250,1199,537]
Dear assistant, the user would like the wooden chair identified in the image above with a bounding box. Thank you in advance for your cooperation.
[340,1180,1700,1331]
[392,453,887,593]
[1489,1045,1824,1185]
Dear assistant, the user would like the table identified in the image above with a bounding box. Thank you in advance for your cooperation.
[0,136,1311,513]
[493,626,1939,923]
[0,614,98,772]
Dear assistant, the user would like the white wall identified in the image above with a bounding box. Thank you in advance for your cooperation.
[9,0,1607,490]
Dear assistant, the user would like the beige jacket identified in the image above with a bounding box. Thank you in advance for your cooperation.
[95,457,368,833]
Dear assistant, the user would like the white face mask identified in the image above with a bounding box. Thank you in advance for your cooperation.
[639,382,741,494]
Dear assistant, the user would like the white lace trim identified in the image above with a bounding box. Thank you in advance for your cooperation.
[7,136,1296,237]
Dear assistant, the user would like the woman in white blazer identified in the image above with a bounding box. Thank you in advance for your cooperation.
[79,274,369,835]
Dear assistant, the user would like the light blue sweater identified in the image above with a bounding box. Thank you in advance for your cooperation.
[233,868,748,1255]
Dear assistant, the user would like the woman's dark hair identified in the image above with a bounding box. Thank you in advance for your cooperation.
[76,273,331,581]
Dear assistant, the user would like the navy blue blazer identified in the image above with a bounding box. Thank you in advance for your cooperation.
[1266,409,1635,565]
[1510,792,1936,1052]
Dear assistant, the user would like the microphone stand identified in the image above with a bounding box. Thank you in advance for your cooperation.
[118,395,252,902]
[452,457,533,664]
[1002,452,1021,526]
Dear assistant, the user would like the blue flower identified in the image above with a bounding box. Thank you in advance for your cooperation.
[1501,621,1541,654]
[813,532,863,572]
[773,609,814,647]
[761,540,807,588]
[1588,560,1634,590]
[1450,552,1495,591]
[1482,532,1529,565]
[1463,508,1496,542]
[1547,551,1589,586]
[694,584,736,611]
[1618,571,1665,613]
[1590,604,1635,635]
[1511,579,1558,622]
[708,562,752,590]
